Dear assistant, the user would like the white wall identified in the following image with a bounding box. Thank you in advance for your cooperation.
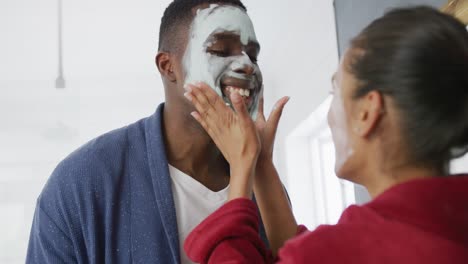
[247,0,338,187]
[3,1,466,263]
[1,0,168,263]
[0,0,335,262]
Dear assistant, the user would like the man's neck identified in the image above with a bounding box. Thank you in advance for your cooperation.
[162,104,229,191]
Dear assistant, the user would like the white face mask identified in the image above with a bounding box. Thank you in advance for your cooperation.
[329,80,354,174]
[182,4,263,118]
[328,53,355,176]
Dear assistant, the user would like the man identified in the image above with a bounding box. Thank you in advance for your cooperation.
[26,0,267,263]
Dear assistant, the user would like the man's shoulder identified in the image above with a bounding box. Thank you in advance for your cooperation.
[65,118,146,174]
[39,116,153,201]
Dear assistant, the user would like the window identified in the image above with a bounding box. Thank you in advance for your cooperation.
[285,96,468,229]
[285,96,356,229]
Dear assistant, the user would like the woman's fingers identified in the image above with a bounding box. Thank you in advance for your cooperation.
[265,96,290,140]
[195,82,227,110]
[185,83,214,118]
[256,97,266,123]
[229,92,250,123]
[184,82,231,126]
[184,82,260,169]
[258,97,264,117]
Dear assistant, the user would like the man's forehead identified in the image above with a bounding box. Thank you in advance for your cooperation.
[191,3,244,15]
[188,4,257,45]
[190,4,252,27]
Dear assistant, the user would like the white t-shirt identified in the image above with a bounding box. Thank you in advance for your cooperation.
[168,164,229,264]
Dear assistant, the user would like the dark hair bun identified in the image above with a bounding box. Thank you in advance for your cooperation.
[350,6,468,167]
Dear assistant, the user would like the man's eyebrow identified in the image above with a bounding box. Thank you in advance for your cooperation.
[207,32,261,50]
[208,32,239,41]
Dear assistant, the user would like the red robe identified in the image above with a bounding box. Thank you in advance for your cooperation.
[185,175,468,263]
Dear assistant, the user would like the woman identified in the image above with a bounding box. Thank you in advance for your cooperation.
[182,6,468,263]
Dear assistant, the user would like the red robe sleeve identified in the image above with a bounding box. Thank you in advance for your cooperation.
[184,198,308,264]
[184,198,273,263]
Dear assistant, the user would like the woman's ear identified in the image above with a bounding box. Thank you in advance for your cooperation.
[156,52,176,82]
[355,90,384,137]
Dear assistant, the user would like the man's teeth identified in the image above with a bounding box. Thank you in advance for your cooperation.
[227,87,250,97]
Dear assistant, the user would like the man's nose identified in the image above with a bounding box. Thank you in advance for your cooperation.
[234,64,255,76]
[233,52,256,76]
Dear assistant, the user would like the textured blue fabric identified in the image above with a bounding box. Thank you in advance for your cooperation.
[26,104,268,264]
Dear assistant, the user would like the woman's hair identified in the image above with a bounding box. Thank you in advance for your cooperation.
[349,6,468,172]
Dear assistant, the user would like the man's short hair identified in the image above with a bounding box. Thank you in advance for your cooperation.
[158,0,247,53]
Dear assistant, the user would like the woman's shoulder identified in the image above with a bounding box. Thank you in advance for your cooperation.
[277,206,394,263]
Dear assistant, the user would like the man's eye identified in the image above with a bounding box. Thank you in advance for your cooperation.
[208,50,230,57]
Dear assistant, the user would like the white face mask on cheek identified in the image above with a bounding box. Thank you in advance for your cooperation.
[329,73,355,176]
[182,4,263,118]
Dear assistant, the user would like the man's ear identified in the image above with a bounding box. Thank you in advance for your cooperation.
[355,90,384,138]
[156,52,176,82]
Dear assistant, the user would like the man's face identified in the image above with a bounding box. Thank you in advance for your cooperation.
[182,4,263,118]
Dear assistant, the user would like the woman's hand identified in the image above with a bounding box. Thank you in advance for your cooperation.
[253,97,295,257]
[185,82,296,254]
[255,97,290,168]
[184,82,261,199]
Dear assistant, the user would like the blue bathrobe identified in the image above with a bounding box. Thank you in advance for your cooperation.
[26,104,268,264]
